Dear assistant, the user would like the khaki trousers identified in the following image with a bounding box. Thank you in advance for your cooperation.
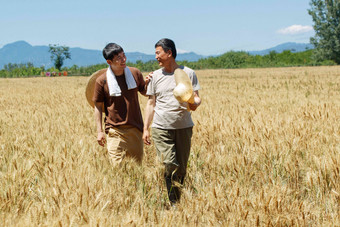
[106,125,143,165]
[151,127,193,178]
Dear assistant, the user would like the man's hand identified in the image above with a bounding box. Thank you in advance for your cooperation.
[97,132,106,147]
[188,91,201,111]
[143,95,155,145]
[145,72,153,85]
[188,102,199,111]
[143,129,151,145]
[142,72,153,96]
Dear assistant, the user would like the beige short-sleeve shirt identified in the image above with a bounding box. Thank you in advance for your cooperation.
[146,65,200,129]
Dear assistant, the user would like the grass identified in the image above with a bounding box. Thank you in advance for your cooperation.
[0,66,339,226]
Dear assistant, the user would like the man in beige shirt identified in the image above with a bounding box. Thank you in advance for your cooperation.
[143,38,202,205]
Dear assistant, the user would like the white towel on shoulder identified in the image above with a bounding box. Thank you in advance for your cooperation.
[106,66,137,96]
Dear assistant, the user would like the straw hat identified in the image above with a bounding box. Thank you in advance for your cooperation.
[85,68,107,111]
[173,68,194,104]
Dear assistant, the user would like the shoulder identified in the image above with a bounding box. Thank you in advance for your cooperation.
[154,68,163,73]
[95,71,107,84]
[127,66,142,75]
[146,68,163,83]
[152,68,164,77]
[180,65,196,77]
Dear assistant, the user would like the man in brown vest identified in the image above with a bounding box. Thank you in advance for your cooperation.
[93,43,150,165]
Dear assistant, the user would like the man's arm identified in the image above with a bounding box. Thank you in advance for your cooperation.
[139,72,153,97]
[94,102,106,147]
[143,95,155,145]
[188,90,201,111]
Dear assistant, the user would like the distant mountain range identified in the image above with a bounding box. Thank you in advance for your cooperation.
[248,42,314,56]
[0,41,313,69]
[0,41,205,69]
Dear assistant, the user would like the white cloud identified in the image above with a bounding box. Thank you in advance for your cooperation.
[277,25,313,35]
[177,48,191,54]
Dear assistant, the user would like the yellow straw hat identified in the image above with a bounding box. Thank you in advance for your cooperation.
[173,68,194,104]
[85,68,107,111]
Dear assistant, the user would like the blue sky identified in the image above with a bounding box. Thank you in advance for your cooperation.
[0,0,314,55]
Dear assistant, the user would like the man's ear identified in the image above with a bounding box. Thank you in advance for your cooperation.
[106,59,112,65]
[167,50,172,57]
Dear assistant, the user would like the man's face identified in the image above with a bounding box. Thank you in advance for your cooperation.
[155,46,171,67]
[107,52,126,69]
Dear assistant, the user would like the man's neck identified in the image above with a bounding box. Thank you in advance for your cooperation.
[163,60,178,73]
[110,66,124,76]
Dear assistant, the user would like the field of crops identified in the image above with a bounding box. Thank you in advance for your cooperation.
[0,66,339,226]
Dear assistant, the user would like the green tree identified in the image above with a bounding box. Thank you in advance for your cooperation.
[308,0,340,64]
[48,44,71,70]
[269,50,277,62]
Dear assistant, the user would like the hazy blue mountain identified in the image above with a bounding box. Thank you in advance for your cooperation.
[0,41,314,69]
[0,41,52,68]
[248,42,314,56]
[0,41,204,69]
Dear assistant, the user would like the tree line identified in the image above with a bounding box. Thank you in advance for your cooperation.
[0,49,337,78]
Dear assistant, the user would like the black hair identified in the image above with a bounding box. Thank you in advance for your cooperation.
[155,38,177,59]
[102,43,124,60]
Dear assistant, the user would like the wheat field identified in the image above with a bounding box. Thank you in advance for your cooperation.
[0,66,339,226]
